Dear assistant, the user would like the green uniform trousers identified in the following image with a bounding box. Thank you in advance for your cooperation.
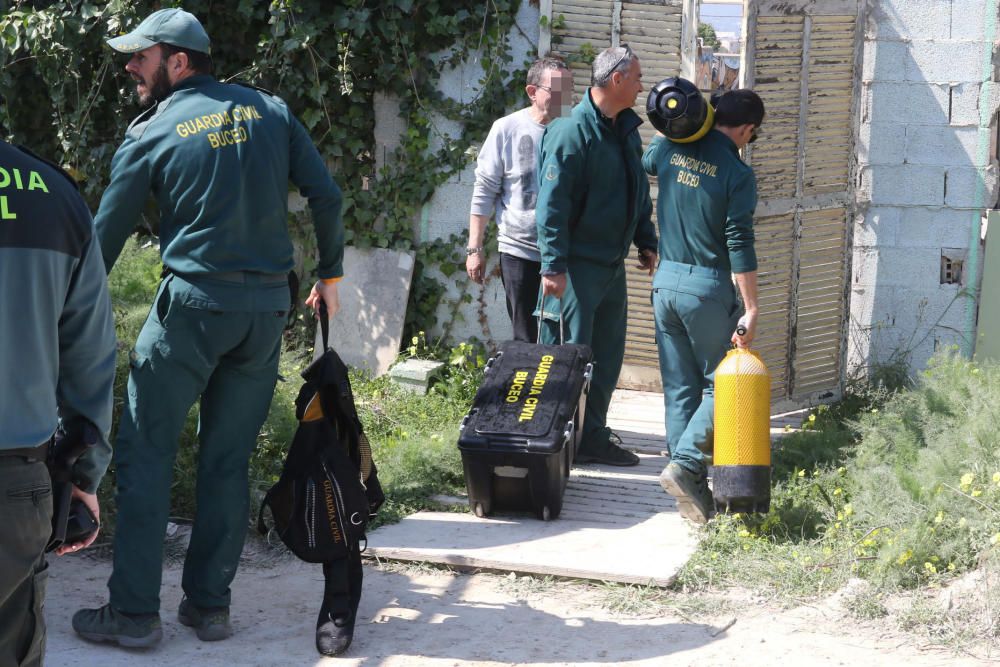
[539,258,627,453]
[109,274,288,614]
[0,456,51,667]
[653,261,741,477]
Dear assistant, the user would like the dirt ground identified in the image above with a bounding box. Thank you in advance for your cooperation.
[43,537,995,667]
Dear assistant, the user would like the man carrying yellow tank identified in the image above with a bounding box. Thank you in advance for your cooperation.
[642,82,764,523]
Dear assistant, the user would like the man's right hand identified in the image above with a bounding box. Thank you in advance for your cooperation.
[732,311,758,349]
[541,273,567,298]
[466,253,485,284]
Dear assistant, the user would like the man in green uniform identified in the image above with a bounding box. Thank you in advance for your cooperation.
[642,89,765,523]
[535,45,658,466]
[0,140,117,667]
[71,9,346,650]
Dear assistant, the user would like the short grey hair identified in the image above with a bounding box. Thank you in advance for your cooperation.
[527,56,568,86]
[592,45,635,87]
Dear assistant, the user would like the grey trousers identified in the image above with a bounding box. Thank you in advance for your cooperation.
[0,456,52,667]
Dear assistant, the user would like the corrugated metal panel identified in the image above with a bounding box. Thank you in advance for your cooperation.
[790,207,848,398]
[549,0,613,102]
[753,212,796,398]
[621,0,684,149]
[750,15,804,200]
[745,0,859,406]
[803,15,856,195]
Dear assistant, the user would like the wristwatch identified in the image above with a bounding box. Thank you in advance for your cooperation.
[466,247,483,256]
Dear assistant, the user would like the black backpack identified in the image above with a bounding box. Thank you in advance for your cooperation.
[257,313,384,563]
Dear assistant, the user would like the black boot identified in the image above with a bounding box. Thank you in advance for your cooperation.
[316,558,359,656]
[315,605,354,656]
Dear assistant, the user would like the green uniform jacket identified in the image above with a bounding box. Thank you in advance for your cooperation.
[642,130,757,284]
[96,75,343,280]
[536,89,657,275]
[0,142,116,494]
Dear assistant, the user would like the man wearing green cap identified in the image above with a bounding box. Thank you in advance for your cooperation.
[71,8,349,653]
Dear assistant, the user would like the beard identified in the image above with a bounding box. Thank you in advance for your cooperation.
[135,60,173,107]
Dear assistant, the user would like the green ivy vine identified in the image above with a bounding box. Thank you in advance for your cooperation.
[0,0,528,342]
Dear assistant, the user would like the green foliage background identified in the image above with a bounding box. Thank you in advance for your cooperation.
[0,0,525,336]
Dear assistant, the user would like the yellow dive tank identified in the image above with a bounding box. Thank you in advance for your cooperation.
[713,348,771,513]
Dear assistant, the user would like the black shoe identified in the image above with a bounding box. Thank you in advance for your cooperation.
[575,432,640,466]
[178,597,232,641]
[72,603,163,648]
[316,611,354,656]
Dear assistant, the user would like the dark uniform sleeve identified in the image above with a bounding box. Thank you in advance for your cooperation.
[94,137,154,274]
[60,202,117,494]
[726,168,758,274]
[630,133,657,252]
[535,124,583,275]
[642,135,666,176]
[287,113,344,280]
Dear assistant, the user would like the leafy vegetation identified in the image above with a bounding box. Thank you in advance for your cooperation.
[0,0,527,337]
[676,352,1000,648]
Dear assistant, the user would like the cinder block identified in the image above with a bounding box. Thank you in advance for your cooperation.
[857,121,906,165]
[868,0,953,41]
[896,207,979,248]
[853,207,901,246]
[951,0,993,40]
[949,82,1000,127]
[389,358,446,394]
[865,82,950,125]
[852,246,943,288]
[945,163,1000,208]
[862,40,910,82]
[861,164,945,206]
[893,286,974,345]
[908,41,983,83]
[905,126,985,166]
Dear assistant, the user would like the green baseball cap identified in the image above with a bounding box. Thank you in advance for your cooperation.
[107,8,211,55]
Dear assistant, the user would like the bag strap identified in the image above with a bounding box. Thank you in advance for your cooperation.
[256,487,274,537]
[319,300,330,351]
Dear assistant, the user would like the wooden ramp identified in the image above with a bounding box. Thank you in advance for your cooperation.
[366,390,805,586]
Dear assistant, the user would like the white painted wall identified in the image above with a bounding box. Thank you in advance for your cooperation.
[372,2,541,345]
[850,0,1000,374]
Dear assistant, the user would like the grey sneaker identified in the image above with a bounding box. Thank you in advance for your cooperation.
[72,603,163,648]
[659,462,713,524]
[178,597,232,641]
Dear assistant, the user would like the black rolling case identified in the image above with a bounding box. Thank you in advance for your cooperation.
[457,340,593,520]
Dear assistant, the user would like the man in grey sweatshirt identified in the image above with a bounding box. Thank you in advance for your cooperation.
[466,57,573,342]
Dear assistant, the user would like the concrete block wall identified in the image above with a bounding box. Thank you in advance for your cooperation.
[372,2,540,346]
[850,0,1000,375]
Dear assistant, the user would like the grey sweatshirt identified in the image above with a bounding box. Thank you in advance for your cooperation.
[470,107,544,262]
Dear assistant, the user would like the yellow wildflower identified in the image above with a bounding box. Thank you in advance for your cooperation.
[961,473,975,491]
[844,503,854,517]
[959,517,968,528]
[738,529,751,538]
[837,466,846,475]
[934,510,944,524]
[993,472,1000,483]
[924,562,937,574]
[808,414,816,422]
[991,533,1000,545]
[797,470,806,478]
[973,488,983,497]
[948,563,956,571]
[897,549,913,565]
[833,488,842,496]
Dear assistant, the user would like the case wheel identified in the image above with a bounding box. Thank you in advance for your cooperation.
[474,502,486,518]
